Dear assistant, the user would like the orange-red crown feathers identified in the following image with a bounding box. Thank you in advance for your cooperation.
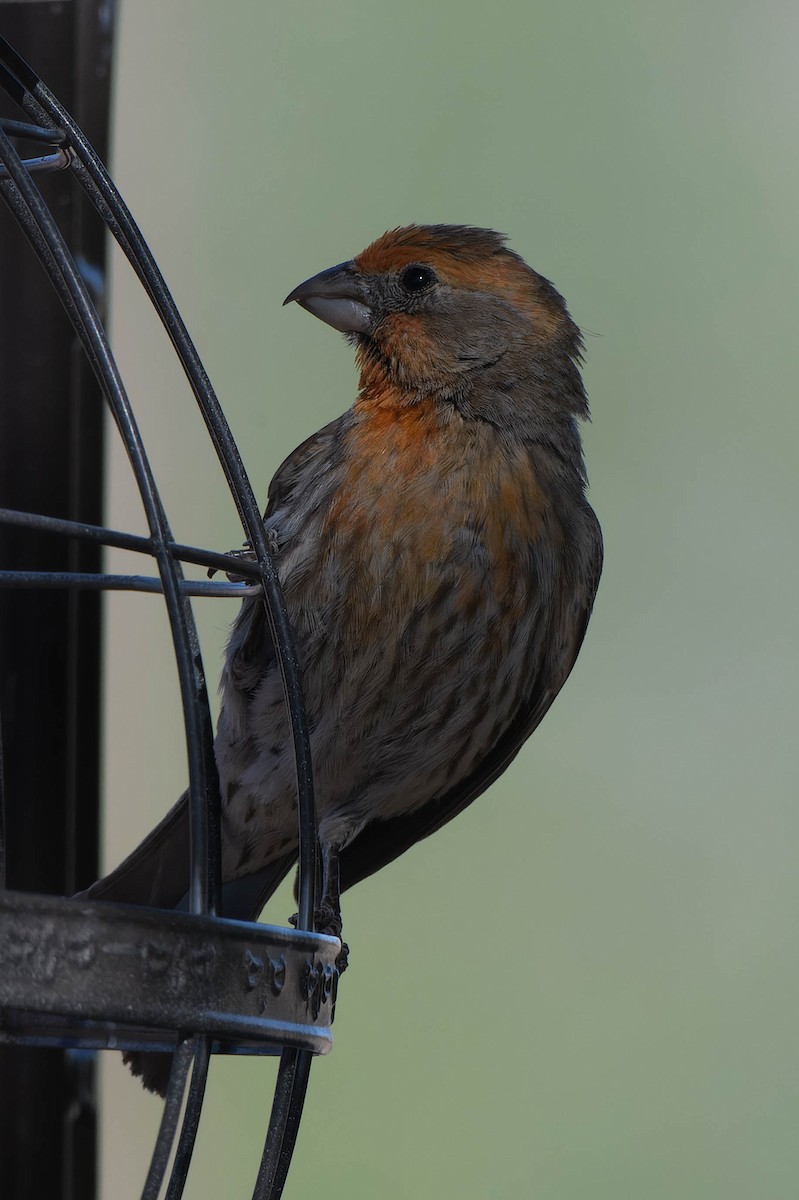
[355,224,509,271]
[354,224,564,338]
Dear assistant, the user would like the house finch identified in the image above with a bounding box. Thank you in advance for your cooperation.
[86,225,602,1091]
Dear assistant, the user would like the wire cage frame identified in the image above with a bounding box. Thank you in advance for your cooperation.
[0,33,341,1200]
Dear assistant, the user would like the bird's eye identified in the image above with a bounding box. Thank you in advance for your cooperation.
[400,265,436,293]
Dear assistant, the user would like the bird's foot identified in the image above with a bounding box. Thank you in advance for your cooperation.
[314,899,343,940]
[207,531,278,582]
[289,901,342,940]
[207,543,255,583]
[335,941,350,975]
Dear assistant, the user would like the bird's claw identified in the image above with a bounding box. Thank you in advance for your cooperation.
[313,899,342,940]
[335,941,350,975]
[208,530,280,582]
[289,903,343,941]
[207,543,256,583]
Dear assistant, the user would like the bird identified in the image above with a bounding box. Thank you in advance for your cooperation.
[84,224,603,1093]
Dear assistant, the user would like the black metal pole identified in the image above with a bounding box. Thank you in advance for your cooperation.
[0,5,114,1198]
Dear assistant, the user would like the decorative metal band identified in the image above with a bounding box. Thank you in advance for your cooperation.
[0,892,340,1054]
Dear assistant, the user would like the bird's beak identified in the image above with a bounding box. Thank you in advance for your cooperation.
[283,260,372,334]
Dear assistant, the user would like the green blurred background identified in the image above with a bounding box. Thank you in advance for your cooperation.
[100,1,799,1196]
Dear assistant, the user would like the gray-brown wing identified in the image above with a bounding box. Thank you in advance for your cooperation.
[228,415,345,688]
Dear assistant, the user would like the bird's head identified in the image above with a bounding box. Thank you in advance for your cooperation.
[284,225,588,425]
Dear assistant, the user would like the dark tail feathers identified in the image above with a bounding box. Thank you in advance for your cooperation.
[78,791,297,1096]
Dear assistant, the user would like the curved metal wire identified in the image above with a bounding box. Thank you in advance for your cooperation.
[0,118,220,921]
[165,1036,212,1200]
[0,41,319,935]
[0,114,221,1187]
[0,36,329,1200]
[253,1048,314,1200]
[140,1037,197,1200]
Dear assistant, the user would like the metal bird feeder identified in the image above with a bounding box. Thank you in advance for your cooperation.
[0,16,337,1199]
